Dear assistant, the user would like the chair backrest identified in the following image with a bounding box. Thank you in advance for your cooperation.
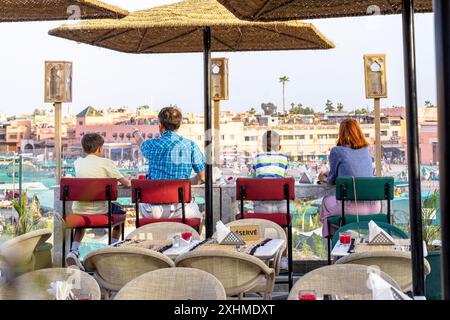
[114,268,226,300]
[175,250,274,297]
[335,177,394,201]
[0,267,101,300]
[60,178,118,201]
[225,219,287,248]
[126,222,201,241]
[0,229,52,272]
[236,178,295,201]
[83,247,175,292]
[287,264,401,300]
[131,179,192,204]
[335,251,431,292]
[331,221,408,248]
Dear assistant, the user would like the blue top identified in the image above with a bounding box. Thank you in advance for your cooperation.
[141,130,205,180]
[327,146,374,185]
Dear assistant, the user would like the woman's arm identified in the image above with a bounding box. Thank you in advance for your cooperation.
[327,148,339,185]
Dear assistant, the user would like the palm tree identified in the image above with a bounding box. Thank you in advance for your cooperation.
[279,76,290,113]
[324,99,335,113]
[337,103,345,112]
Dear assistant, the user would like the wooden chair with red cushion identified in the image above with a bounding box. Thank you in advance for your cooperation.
[131,179,201,231]
[235,177,295,290]
[60,178,126,267]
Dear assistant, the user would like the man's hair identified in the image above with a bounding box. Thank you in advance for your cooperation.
[262,130,280,152]
[81,133,104,154]
[158,107,182,131]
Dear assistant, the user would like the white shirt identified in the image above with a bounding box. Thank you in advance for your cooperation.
[72,154,123,214]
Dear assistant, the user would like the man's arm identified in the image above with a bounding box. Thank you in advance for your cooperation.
[132,128,144,147]
[196,170,205,184]
[119,177,131,188]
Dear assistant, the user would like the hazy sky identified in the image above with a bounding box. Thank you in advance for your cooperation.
[0,0,437,117]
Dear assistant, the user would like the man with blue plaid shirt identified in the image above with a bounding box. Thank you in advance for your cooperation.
[133,107,205,219]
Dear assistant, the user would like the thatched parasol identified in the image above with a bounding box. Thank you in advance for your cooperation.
[48,0,334,53]
[216,0,432,21]
[0,0,128,23]
[48,1,334,278]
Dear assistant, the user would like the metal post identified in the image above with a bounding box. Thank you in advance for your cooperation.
[203,27,214,239]
[434,0,450,300]
[214,99,221,166]
[402,0,425,296]
[18,150,23,204]
[374,98,382,176]
[54,102,62,184]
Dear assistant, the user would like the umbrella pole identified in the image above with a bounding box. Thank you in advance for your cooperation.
[54,102,62,185]
[434,0,450,300]
[401,0,425,296]
[203,27,214,238]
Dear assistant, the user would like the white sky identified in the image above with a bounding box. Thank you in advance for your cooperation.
[0,0,437,117]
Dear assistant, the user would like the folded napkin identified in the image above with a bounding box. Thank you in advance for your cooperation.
[369,272,412,300]
[368,220,394,244]
[216,221,231,243]
[47,281,75,300]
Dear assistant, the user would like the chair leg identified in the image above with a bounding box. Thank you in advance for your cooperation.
[327,236,332,265]
[287,224,293,290]
[62,227,66,268]
[121,223,125,240]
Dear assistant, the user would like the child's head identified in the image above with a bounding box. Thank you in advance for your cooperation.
[81,133,104,155]
[262,130,281,152]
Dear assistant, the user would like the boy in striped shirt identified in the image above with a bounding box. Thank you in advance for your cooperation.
[251,130,289,213]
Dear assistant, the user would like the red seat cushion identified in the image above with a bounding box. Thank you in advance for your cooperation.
[235,213,293,227]
[65,214,126,228]
[137,217,201,228]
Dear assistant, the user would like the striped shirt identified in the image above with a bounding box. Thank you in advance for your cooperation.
[252,153,289,178]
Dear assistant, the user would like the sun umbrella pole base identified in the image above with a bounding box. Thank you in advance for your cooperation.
[54,102,62,185]
[402,0,425,296]
[204,26,214,239]
[435,0,450,300]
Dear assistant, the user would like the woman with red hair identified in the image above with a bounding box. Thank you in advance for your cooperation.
[319,119,381,238]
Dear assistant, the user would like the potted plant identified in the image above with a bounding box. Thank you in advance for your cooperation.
[3,193,53,270]
[422,190,442,300]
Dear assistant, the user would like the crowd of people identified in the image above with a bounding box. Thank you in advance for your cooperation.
[66,107,381,269]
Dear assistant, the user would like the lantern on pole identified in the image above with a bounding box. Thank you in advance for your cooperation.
[211,58,229,166]
[45,61,73,184]
[364,54,387,176]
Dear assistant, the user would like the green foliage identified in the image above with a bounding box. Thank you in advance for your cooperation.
[425,101,436,108]
[324,99,335,113]
[337,103,345,112]
[6,193,44,237]
[248,107,257,115]
[289,103,315,115]
[422,190,440,247]
[354,108,370,115]
[261,102,277,116]
[301,240,314,258]
[311,233,327,259]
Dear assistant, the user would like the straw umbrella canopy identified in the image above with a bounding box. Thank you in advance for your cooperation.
[0,0,128,23]
[48,0,334,53]
[48,0,334,279]
[216,0,432,21]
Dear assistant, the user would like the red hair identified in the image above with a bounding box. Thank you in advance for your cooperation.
[336,119,369,149]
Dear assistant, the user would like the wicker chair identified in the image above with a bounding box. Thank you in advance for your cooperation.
[287,264,401,300]
[0,229,52,275]
[335,251,431,292]
[0,267,101,300]
[126,222,201,242]
[114,267,226,300]
[175,250,275,300]
[83,247,175,299]
[225,219,286,275]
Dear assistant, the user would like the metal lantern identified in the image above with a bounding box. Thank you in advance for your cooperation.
[44,61,73,103]
[364,54,387,99]
[211,58,229,101]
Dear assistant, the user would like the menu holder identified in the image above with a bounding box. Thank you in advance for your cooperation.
[368,231,395,245]
[219,231,246,245]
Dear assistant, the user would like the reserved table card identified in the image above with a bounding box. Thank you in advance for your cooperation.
[230,225,260,241]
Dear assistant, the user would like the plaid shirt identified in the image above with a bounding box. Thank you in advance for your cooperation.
[141,130,205,180]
